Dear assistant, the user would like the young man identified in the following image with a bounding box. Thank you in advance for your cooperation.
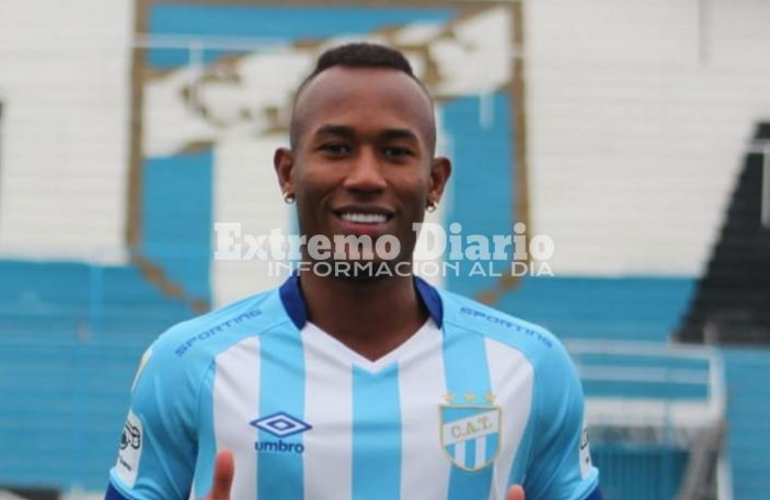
[106,43,602,500]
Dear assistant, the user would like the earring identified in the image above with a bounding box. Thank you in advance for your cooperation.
[283,192,296,204]
[426,200,438,212]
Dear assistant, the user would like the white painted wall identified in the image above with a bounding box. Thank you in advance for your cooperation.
[0,0,133,263]
[212,136,291,306]
[524,0,770,276]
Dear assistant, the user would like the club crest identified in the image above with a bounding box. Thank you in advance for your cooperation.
[440,393,501,472]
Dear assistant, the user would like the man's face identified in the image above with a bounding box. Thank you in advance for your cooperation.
[275,66,450,273]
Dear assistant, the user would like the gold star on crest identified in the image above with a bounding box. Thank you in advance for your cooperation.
[484,391,497,403]
[464,392,476,403]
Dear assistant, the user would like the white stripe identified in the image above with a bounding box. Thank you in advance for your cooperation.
[301,324,353,500]
[454,440,466,466]
[475,436,486,469]
[484,338,534,500]
[397,320,451,499]
[213,337,260,500]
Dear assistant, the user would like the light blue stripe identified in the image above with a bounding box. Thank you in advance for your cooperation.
[148,5,456,69]
[442,328,494,498]
[444,93,514,299]
[194,365,217,498]
[465,438,476,470]
[142,150,213,302]
[486,434,499,464]
[352,364,401,500]
[258,331,306,500]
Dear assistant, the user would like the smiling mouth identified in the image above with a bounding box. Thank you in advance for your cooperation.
[333,210,394,225]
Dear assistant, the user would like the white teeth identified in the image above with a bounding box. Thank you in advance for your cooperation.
[340,212,387,224]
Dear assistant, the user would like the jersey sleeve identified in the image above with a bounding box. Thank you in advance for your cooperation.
[106,338,203,500]
[523,340,602,500]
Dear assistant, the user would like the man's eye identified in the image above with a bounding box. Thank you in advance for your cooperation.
[320,143,350,154]
[383,147,412,158]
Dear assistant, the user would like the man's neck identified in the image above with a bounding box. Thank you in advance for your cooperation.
[298,268,428,362]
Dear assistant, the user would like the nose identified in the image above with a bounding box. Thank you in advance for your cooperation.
[342,147,387,194]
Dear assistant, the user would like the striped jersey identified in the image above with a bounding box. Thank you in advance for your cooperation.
[107,276,602,500]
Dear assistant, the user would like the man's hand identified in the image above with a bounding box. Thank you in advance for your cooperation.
[507,485,525,500]
[204,450,234,500]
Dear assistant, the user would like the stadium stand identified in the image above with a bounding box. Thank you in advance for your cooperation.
[722,348,770,500]
[0,260,197,490]
[677,123,770,344]
[566,341,725,500]
[672,121,770,499]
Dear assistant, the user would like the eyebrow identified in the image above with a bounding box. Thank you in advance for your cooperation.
[381,129,420,143]
[313,124,420,143]
[314,124,355,138]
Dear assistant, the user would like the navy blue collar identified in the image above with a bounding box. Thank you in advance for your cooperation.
[279,274,443,329]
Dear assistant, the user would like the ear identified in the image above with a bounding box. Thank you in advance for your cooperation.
[274,147,295,197]
[428,156,452,206]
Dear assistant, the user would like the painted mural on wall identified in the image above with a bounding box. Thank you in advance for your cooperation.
[130,0,526,308]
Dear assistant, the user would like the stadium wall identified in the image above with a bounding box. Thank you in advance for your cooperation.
[525,0,770,277]
[0,0,133,263]
[0,0,768,296]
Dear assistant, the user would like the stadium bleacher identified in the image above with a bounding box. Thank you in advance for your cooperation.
[678,123,770,344]
[0,259,196,490]
[722,348,770,500]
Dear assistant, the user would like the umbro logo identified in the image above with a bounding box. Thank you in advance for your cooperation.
[250,412,312,438]
[250,412,312,455]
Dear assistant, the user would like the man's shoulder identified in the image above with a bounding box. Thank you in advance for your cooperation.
[437,288,568,368]
[146,286,289,369]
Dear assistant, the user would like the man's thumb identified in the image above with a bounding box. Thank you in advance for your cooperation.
[507,484,525,500]
[209,449,234,500]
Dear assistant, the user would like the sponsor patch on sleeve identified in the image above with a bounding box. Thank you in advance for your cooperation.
[116,409,143,487]
[579,424,592,479]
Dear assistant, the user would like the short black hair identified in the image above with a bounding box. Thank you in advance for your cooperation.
[290,42,435,152]
[310,42,416,80]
